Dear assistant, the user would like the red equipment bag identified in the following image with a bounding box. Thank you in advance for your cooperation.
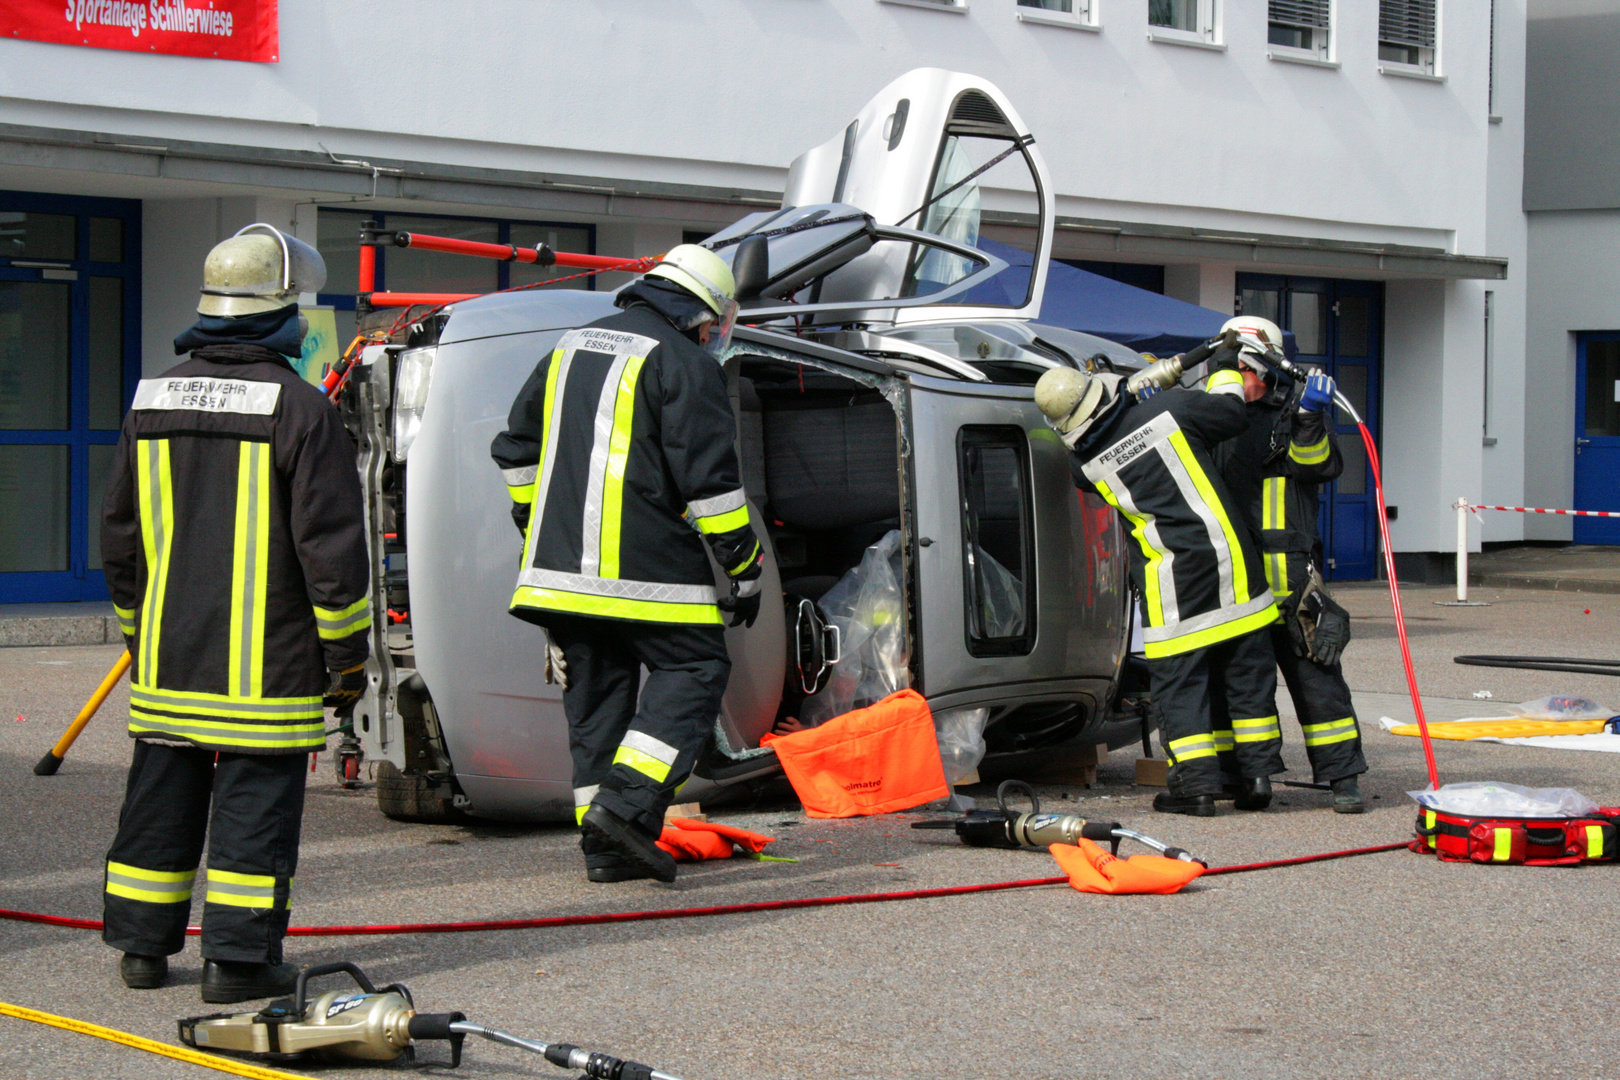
[1412,806,1620,866]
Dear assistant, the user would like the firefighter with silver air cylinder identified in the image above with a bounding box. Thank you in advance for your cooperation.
[1035,348,1284,817]
[491,244,763,884]
[100,225,371,1002]
[1210,315,1368,813]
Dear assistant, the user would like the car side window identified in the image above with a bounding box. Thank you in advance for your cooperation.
[958,426,1035,656]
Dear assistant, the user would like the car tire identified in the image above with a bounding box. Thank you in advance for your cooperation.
[375,760,465,824]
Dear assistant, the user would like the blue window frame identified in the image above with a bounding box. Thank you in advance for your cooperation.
[0,190,141,603]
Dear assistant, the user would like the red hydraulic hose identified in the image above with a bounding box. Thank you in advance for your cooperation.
[1358,419,1441,790]
[0,841,1408,938]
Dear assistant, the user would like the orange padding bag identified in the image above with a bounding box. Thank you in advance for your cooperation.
[656,818,775,862]
[760,689,949,819]
[1050,839,1204,895]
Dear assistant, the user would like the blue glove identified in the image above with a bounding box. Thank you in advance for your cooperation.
[1299,372,1336,413]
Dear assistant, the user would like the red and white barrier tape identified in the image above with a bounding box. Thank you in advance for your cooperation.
[1467,502,1620,519]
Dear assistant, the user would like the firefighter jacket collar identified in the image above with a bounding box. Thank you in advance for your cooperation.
[173,303,304,358]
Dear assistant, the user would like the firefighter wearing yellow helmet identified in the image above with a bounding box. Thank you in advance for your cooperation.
[101,224,371,1002]
[1035,342,1284,818]
[491,244,763,883]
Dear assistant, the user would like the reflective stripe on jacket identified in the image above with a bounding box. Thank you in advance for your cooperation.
[1213,395,1344,600]
[1070,374,1276,658]
[491,305,762,626]
[101,346,371,754]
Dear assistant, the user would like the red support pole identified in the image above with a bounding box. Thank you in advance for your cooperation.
[358,244,376,293]
[368,292,480,307]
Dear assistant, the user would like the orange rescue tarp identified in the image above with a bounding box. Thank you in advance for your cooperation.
[656,818,775,862]
[760,689,949,818]
[1050,839,1204,895]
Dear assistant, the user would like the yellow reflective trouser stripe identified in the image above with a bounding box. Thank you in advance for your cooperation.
[574,785,599,825]
[597,353,647,581]
[1588,826,1604,859]
[1207,369,1244,394]
[113,604,137,635]
[614,746,673,783]
[1493,829,1512,862]
[136,439,174,687]
[511,585,722,625]
[205,868,282,909]
[1290,436,1331,465]
[508,482,536,503]
[727,539,761,577]
[1302,717,1359,746]
[105,862,195,904]
[1142,601,1279,660]
[1212,728,1234,753]
[1232,716,1281,743]
[695,506,751,535]
[313,596,371,641]
[1095,477,1165,629]
[229,441,271,699]
[1168,430,1251,603]
[1167,733,1217,763]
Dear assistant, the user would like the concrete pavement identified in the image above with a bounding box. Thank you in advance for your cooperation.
[4,587,1620,1079]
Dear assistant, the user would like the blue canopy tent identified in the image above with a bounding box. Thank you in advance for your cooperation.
[959,238,1294,358]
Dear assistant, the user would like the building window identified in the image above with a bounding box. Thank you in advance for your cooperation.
[1148,0,1220,47]
[1018,0,1098,31]
[879,0,967,11]
[1378,0,1437,75]
[958,426,1035,657]
[1268,0,1331,62]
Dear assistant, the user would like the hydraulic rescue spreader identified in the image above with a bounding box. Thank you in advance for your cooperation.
[180,963,692,1080]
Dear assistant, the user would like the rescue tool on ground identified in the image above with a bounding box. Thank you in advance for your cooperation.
[912,781,1204,864]
[179,962,692,1079]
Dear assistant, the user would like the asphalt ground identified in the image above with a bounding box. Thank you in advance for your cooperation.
[4,585,1620,1080]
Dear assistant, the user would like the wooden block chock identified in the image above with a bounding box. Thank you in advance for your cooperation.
[663,801,706,822]
[1024,743,1100,787]
[1135,757,1168,788]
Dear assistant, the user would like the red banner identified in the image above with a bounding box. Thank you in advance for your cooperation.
[2,0,279,62]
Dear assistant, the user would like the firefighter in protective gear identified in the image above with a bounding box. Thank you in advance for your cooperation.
[1036,357,1283,817]
[100,224,370,1002]
[491,243,763,883]
[1212,317,1368,812]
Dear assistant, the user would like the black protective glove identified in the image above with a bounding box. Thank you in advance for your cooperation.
[1308,593,1352,667]
[1206,340,1245,375]
[323,663,367,713]
[511,502,531,539]
[718,581,761,628]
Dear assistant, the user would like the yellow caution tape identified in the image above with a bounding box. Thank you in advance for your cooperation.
[1388,719,1608,741]
[0,1000,315,1080]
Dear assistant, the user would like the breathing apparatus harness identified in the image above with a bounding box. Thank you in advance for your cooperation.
[179,962,690,1079]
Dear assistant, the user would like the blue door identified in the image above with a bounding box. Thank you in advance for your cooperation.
[1573,332,1620,544]
[1236,275,1383,581]
[0,192,141,603]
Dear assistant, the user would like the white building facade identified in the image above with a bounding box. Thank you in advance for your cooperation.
[0,0,1524,603]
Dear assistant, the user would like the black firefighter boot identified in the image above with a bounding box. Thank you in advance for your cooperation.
[1152,792,1218,817]
[119,953,168,989]
[581,803,677,883]
[1331,776,1367,814]
[1233,776,1273,811]
[201,960,300,1004]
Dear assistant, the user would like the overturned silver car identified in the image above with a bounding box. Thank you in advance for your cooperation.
[341,69,1146,823]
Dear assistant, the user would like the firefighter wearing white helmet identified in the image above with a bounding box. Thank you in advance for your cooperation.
[1038,353,1284,817]
[1209,319,1366,812]
[491,243,763,884]
[101,224,369,1002]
